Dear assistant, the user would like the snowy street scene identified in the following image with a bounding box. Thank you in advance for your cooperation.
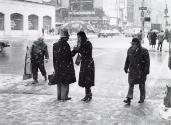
[0,0,171,125]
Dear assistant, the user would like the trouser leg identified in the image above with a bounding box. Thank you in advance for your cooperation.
[61,83,69,100]
[38,61,46,76]
[139,83,146,101]
[126,84,134,99]
[57,83,62,100]
[31,62,38,81]
[85,87,92,98]
[160,43,163,51]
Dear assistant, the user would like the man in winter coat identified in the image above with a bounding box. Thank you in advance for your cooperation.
[31,37,49,84]
[157,30,165,51]
[123,38,150,105]
[53,29,76,101]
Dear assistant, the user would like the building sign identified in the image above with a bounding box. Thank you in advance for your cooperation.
[25,0,43,3]
[69,11,95,15]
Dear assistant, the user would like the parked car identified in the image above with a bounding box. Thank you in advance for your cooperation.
[0,40,10,52]
[98,29,120,38]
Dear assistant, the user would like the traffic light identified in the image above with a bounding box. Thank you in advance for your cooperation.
[144,17,151,22]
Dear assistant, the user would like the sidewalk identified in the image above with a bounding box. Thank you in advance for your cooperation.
[0,74,171,125]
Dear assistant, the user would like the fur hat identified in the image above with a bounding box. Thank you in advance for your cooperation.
[60,29,70,38]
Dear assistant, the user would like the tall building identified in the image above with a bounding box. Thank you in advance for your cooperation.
[0,0,56,38]
[59,0,108,30]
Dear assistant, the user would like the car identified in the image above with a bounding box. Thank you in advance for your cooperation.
[0,40,10,52]
[98,29,120,38]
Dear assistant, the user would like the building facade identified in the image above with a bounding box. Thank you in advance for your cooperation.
[0,0,55,38]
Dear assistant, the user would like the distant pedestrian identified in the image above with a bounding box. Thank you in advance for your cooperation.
[31,37,49,84]
[147,29,152,45]
[123,38,150,105]
[151,32,157,48]
[157,30,165,51]
[53,29,76,101]
[72,31,95,102]
[137,30,143,43]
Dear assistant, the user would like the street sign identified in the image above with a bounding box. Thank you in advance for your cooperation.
[144,17,151,22]
[139,7,147,10]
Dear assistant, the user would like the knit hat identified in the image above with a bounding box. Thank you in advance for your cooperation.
[132,37,140,44]
[60,29,70,38]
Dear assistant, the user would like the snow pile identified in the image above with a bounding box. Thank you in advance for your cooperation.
[159,104,171,120]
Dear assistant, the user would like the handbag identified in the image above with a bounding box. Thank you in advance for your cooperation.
[75,53,81,65]
[48,73,57,85]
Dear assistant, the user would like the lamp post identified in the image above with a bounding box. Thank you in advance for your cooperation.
[164,3,169,30]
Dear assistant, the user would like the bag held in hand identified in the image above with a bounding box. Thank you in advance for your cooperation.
[48,73,57,85]
[75,54,81,65]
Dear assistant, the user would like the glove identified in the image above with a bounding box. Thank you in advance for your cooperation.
[124,68,128,73]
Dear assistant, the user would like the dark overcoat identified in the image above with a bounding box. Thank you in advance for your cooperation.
[31,41,49,63]
[124,46,150,85]
[151,32,157,45]
[53,38,76,84]
[72,40,95,88]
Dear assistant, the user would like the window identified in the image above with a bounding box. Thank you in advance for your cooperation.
[11,13,23,30]
[0,13,4,30]
[28,15,38,30]
[43,16,51,32]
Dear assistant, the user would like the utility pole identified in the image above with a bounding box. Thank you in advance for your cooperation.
[139,0,147,42]
[164,3,169,30]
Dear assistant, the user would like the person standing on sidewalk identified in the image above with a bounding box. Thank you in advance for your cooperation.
[151,32,157,49]
[157,30,165,51]
[137,30,143,44]
[123,38,150,105]
[53,29,76,101]
[31,37,49,84]
[72,31,95,102]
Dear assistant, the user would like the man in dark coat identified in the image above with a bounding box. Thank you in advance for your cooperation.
[151,32,157,48]
[123,38,150,105]
[53,29,76,101]
[31,37,49,84]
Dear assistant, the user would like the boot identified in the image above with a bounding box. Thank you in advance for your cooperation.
[32,80,38,84]
[85,93,92,102]
[81,96,88,101]
[123,97,131,105]
[138,99,144,103]
[44,75,47,81]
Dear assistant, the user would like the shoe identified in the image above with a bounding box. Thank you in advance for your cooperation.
[81,96,88,101]
[32,80,38,84]
[123,98,131,105]
[85,97,92,102]
[138,100,144,103]
[44,75,47,81]
[62,97,72,101]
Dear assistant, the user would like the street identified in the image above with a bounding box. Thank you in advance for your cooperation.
[0,35,171,124]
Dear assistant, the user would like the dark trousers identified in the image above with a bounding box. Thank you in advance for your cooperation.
[32,61,46,81]
[127,83,145,100]
[85,87,92,97]
[57,83,69,100]
[157,42,163,51]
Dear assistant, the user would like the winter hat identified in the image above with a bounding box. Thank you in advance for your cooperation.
[132,37,140,45]
[60,29,70,38]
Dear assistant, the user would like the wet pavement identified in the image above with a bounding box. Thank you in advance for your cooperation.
[0,35,171,124]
